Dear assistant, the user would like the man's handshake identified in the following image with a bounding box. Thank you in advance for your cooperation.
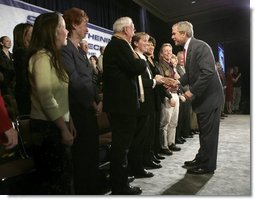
[161,77,180,88]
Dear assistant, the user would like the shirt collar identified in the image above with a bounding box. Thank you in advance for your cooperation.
[136,52,147,61]
[184,37,192,51]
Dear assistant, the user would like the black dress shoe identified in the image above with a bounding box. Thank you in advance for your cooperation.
[144,160,162,169]
[180,137,186,142]
[159,148,173,155]
[155,153,165,160]
[169,144,181,151]
[111,185,142,195]
[150,154,161,163]
[175,138,184,144]
[128,176,135,183]
[184,159,200,167]
[133,168,154,178]
[187,167,214,175]
[222,113,228,117]
[184,134,193,138]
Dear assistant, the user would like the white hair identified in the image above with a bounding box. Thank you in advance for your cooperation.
[113,17,133,33]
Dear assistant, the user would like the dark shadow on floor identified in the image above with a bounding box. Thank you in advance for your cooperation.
[162,172,213,195]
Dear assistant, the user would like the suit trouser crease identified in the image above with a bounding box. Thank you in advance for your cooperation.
[129,114,150,170]
[195,106,221,171]
[109,113,137,191]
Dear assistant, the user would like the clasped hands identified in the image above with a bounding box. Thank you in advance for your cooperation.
[155,76,179,88]
[155,76,193,101]
[154,75,178,86]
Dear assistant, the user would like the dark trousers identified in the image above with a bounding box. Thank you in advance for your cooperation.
[154,110,161,153]
[129,114,150,170]
[30,119,73,195]
[71,108,99,195]
[196,106,221,171]
[176,101,191,139]
[143,113,156,161]
[108,113,137,192]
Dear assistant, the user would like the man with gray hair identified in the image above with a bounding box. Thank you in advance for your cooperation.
[102,16,146,195]
[171,21,224,174]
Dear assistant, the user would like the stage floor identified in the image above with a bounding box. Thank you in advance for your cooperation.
[129,114,251,196]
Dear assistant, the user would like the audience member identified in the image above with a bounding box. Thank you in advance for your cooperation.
[0,36,15,96]
[175,51,191,143]
[12,23,33,115]
[225,67,234,114]
[171,21,224,174]
[89,55,103,93]
[158,43,181,156]
[102,16,147,195]
[0,91,18,149]
[62,7,102,194]
[79,39,89,55]
[232,66,242,113]
[27,12,75,194]
[144,36,165,161]
[128,32,163,178]
[216,61,227,117]
[97,46,105,71]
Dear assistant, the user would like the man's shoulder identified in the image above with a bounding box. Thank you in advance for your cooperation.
[191,38,210,47]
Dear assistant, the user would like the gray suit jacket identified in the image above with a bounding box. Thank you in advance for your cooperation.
[61,39,96,110]
[180,38,224,113]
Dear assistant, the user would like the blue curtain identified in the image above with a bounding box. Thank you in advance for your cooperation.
[20,0,142,31]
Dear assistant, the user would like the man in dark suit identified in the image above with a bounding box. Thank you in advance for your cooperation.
[171,21,224,174]
[103,17,146,195]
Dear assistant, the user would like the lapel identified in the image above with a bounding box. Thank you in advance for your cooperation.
[177,65,185,76]
[67,39,89,64]
[184,38,195,77]
[186,39,193,68]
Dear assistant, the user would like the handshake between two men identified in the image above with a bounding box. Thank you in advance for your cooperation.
[154,75,193,101]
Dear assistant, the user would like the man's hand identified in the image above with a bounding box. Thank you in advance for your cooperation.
[179,95,186,102]
[154,74,164,85]
[184,90,193,101]
[162,77,179,87]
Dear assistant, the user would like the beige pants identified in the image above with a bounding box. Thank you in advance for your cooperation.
[159,93,180,149]
[190,108,199,130]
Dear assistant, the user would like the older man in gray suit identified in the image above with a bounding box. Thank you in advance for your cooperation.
[171,21,224,174]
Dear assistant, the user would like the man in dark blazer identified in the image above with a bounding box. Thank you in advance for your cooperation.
[102,17,146,195]
[171,21,224,174]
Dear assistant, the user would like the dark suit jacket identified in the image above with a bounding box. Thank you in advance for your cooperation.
[61,39,96,110]
[138,63,155,115]
[180,38,224,113]
[13,48,31,114]
[102,36,147,115]
[176,64,189,93]
[147,59,161,112]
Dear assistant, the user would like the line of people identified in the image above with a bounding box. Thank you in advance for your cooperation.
[0,9,224,195]
[102,18,224,195]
